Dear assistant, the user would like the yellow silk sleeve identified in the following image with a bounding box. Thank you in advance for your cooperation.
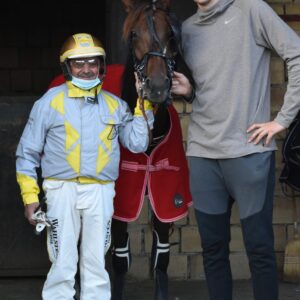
[16,172,40,205]
[134,99,153,116]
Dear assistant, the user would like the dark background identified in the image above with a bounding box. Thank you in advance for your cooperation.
[0,0,196,276]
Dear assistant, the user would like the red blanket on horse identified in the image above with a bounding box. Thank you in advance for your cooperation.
[114,104,192,222]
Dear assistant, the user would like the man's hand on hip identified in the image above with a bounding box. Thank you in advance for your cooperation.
[247,120,285,146]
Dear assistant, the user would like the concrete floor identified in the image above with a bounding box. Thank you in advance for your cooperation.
[0,277,299,300]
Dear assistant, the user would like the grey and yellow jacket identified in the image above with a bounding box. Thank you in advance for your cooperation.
[16,82,154,205]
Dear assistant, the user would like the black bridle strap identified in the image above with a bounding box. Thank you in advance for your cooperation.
[130,10,176,78]
[146,12,165,53]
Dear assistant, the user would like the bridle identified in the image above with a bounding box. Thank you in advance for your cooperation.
[129,3,181,104]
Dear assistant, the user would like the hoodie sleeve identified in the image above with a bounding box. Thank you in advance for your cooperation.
[251,0,300,128]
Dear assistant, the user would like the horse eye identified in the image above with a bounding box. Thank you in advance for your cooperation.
[131,31,138,39]
[167,37,178,56]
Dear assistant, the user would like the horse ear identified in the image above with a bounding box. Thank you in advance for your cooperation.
[122,0,135,13]
[159,0,171,10]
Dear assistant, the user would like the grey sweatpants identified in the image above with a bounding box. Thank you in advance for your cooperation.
[189,151,274,220]
[189,151,278,300]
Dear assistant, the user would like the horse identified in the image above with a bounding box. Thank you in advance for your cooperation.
[121,0,182,107]
[111,1,193,299]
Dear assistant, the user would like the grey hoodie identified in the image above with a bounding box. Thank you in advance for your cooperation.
[182,0,300,159]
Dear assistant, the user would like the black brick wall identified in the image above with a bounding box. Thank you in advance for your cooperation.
[0,1,106,96]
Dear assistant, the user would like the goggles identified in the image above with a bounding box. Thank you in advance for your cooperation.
[69,57,100,69]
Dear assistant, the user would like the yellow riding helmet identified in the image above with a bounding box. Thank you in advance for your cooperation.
[60,33,106,63]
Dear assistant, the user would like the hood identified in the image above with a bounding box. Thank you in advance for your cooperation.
[195,0,234,24]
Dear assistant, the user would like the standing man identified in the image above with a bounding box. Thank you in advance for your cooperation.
[171,0,300,299]
[16,33,153,300]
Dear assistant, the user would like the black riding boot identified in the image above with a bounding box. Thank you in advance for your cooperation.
[151,230,170,300]
[111,233,131,300]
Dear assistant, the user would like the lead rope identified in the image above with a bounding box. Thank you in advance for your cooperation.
[138,88,154,144]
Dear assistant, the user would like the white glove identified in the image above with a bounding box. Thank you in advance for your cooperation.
[32,210,51,234]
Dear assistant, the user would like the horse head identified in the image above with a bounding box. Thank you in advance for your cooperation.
[122,0,181,105]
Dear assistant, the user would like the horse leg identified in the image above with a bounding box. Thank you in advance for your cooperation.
[111,219,131,300]
[151,215,172,300]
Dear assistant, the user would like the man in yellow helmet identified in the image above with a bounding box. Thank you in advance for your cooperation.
[59,33,107,89]
[16,33,154,300]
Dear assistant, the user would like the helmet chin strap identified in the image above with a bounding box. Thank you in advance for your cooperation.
[98,63,106,84]
[99,56,106,79]
[61,61,72,81]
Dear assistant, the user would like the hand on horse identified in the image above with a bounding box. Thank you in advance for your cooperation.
[133,72,154,116]
[171,71,194,100]
[134,72,143,99]
[134,72,146,112]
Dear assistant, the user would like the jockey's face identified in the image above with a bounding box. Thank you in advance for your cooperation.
[69,57,100,80]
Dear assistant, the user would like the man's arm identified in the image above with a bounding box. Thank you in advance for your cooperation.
[248,0,300,144]
[16,100,47,224]
[251,0,300,128]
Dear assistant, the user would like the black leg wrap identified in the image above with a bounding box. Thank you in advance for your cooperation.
[111,233,131,300]
[151,230,170,300]
[112,232,131,274]
[151,230,170,272]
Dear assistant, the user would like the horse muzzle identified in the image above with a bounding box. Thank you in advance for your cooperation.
[142,76,171,104]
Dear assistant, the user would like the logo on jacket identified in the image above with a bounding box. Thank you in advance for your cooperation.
[174,193,184,208]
